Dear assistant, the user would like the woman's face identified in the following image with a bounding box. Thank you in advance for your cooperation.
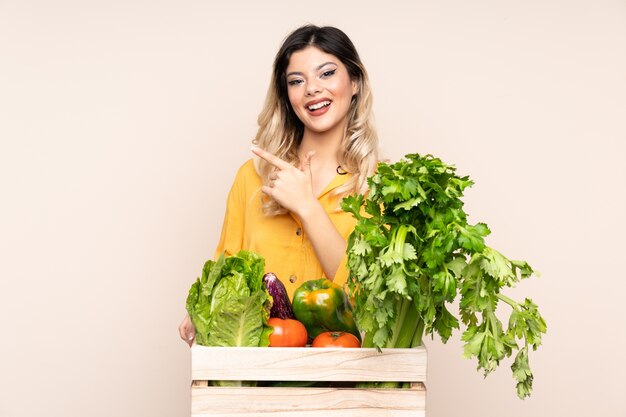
[285,46,358,137]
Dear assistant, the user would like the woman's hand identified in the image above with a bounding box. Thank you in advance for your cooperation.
[251,146,346,279]
[251,146,317,217]
[178,313,195,347]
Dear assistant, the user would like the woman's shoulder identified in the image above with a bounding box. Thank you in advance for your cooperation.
[233,158,259,179]
[230,159,262,191]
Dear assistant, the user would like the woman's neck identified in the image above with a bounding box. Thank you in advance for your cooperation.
[298,125,345,167]
[299,128,345,197]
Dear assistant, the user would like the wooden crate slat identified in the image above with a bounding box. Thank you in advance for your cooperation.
[191,346,427,382]
[191,385,426,417]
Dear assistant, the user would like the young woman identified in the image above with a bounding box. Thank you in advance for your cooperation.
[179,24,378,346]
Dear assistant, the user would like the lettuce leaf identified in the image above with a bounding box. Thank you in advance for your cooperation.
[206,291,267,347]
[185,250,271,350]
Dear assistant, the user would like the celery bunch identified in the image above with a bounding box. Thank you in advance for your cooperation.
[341,153,546,398]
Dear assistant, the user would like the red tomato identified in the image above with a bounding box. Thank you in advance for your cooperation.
[268,318,308,347]
[312,331,361,348]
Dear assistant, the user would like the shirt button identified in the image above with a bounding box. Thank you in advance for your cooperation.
[289,275,297,283]
[296,227,302,236]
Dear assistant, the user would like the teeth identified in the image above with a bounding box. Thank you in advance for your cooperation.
[308,101,331,111]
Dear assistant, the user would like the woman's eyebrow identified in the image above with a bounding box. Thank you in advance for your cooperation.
[286,61,337,77]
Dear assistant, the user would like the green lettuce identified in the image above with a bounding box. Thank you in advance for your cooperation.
[185,250,272,349]
[207,291,266,347]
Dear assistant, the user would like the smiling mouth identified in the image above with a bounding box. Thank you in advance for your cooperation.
[307,100,331,111]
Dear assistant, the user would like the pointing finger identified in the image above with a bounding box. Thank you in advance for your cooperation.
[251,146,292,170]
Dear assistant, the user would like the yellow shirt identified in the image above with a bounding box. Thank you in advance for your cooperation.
[214,159,356,298]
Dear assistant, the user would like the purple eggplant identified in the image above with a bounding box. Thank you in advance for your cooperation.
[263,272,296,319]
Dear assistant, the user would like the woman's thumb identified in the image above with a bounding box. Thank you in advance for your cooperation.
[302,150,315,174]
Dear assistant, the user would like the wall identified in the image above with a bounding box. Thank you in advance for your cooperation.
[1,1,624,416]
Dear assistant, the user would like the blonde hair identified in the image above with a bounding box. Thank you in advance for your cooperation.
[252,25,379,216]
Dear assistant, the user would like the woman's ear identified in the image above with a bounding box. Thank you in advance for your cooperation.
[351,79,359,96]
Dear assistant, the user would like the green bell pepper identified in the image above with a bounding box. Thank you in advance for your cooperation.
[292,278,360,340]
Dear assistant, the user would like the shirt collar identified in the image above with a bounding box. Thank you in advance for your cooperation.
[318,171,352,199]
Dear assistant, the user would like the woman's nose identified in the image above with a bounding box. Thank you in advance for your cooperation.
[305,81,321,96]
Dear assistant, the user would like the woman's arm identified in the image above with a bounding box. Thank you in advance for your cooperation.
[251,146,345,279]
[297,199,346,279]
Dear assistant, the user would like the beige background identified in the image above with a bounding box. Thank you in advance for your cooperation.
[1,0,625,416]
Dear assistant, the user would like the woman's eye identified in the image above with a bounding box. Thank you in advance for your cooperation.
[322,69,336,78]
[288,79,303,86]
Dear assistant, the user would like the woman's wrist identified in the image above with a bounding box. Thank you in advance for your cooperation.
[295,197,323,223]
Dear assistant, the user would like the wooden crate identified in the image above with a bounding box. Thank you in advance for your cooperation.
[191,346,427,417]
